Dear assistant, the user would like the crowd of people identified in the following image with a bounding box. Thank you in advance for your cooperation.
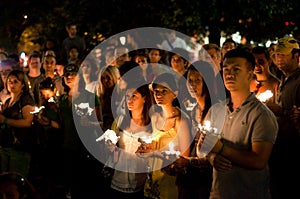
[0,22,299,199]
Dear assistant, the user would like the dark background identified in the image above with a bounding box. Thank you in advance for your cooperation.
[0,0,299,53]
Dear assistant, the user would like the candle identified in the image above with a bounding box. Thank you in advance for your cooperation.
[96,129,120,145]
[30,106,45,114]
[162,142,181,160]
[140,135,153,144]
[198,120,218,135]
[197,120,220,158]
[75,102,94,116]
[48,97,55,103]
[256,90,273,102]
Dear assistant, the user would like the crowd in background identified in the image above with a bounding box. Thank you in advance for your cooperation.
[0,22,299,199]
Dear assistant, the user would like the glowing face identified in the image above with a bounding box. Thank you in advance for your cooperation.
[253,53,270,75]
[7,76,24,94]
[126,88,145,112]
[171,54,186,74]
[222,57,252,92]
[43,56,56,73]
[40,89,55,100]
[187,69,204,98]
[272,52,293,72]
[153,84,175,106]
[149,50,161,63]
[0,65,13,83]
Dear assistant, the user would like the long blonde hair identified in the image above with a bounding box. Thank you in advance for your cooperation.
[97,65,120,96]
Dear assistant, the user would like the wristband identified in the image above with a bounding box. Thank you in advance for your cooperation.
[3,117,8,125]
[189,157,193,166]
[217,143,225,155]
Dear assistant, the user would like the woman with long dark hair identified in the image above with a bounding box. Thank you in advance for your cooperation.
[0,70,35,177]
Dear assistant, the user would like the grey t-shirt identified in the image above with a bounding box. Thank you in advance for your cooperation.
[206,94,278,199]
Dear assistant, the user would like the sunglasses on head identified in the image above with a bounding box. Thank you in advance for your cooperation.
[65,64,78,72]
[64,72,77,77]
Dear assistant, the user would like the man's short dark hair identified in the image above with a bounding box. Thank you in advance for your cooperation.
[224,47,255,70]
[252,46,270,59]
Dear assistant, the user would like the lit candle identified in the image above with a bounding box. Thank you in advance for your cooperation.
[197,120,220,158]
[198,120,217,135]
[256,90,273,102]
[48,97,55,103]
[75,102,94,116]
[96,129,120,145]
[140,135,153,144]
[30,106,45,114]
[162,142,181,160]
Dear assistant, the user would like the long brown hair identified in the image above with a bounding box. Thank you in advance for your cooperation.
[119,80,154,131]
[6,70,31,94]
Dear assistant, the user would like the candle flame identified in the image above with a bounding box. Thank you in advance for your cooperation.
[30,106,45,114]
[257,90,273,102]
[168,142,175,152]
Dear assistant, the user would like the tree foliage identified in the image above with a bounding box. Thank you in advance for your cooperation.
[0,0,299,53]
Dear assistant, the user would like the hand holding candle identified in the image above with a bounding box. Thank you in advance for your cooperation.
[75,102,94,116]
[136,136,154,153]
[161,142,181,161]
[96,129,120,145]
[197,120,220,158]
[30,106,45,115]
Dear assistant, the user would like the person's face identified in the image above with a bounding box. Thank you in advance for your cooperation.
[94,49,102,59]
[105,52,114,65]
[221,42,236,59]
[0,65,13,84]
[0,182,20,199]
[153,84,176,106]
[222,57,252,92]
[126,88,145,112]
[253,53,270,75]
[43,56,56,73]
[7,75,24,94]
[167,32,176,43]
[81,61,92,75]
[187,69,204,99]
[135,56,148,69]
[67,25,77,38]
[40,89,55,100]
[114,47,129,67]
[101,72,114,90]
[171,54,186,74]
[46,40,54,49]
[207,48,221,70]
[118,77,127,90]
[69,48,79,59]
[64,73,77,88]
[28,57,41,69]
[55,64,64,76]
[149,50,161,63]
[272,52,294,72]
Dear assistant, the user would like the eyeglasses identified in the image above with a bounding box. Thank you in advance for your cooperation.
[65,64,78,72]
[64,72,77,77]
